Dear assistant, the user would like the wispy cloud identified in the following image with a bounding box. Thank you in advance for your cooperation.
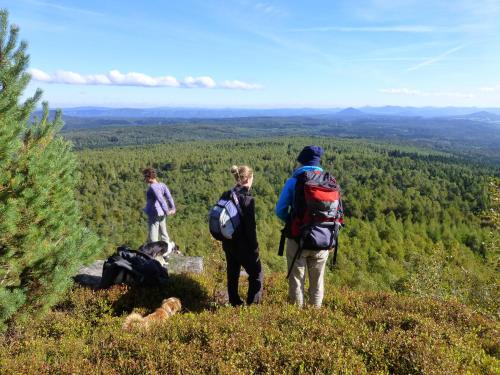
[380,88,474,98]
[28,69,262,90]
[406,44,466,71]
[254,2,286,16]
[290,25,437,33]
[12,17,68,32]
[288,24,492,33]
[349,57,431,62]
[250,29,339,71]
[22,0,104,17]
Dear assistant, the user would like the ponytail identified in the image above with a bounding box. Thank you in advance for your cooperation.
[230,165,253,185]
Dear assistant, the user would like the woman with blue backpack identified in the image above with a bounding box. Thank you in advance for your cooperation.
[210,165,263,306]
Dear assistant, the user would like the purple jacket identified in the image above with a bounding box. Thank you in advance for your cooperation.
[143,182,175,220]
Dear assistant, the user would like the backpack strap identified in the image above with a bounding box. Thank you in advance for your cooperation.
[230,189,244,217]
[331,222,341,269]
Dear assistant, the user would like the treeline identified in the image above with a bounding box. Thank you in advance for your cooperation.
[76,137,498,314]
[63,118,500,168]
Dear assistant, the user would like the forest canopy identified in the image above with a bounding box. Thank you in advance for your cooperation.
[75,137,499,316]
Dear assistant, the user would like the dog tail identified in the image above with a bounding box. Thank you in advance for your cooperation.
[123,313,144,330]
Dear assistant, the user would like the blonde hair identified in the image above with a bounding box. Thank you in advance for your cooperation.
[230,165,253,185]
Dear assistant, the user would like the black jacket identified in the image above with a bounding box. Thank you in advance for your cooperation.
[221,185,259,253]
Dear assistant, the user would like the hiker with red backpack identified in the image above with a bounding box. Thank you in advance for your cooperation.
[275,146,343,308]
[209,165,263,307]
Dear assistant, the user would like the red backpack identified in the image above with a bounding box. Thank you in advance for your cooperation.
[290,170,343,249]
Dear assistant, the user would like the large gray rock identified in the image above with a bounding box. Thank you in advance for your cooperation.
[167,254,204,274]
[74,255,204,289]
[73,260,105,288]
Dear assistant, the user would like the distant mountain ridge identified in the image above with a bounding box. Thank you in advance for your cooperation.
[451,111,500,123]
[37,106,500,120]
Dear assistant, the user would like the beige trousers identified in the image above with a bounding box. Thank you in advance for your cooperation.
[148,215,170,243]
[286,238,329,308]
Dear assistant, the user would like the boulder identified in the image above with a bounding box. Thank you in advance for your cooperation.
[73,260,105,288]
[168,254,204,274]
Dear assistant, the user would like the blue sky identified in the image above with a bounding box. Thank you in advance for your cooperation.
[6,0,500,108]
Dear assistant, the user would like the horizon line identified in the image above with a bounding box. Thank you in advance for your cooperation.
[37,105,500,110]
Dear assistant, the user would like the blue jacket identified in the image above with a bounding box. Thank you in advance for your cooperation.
[275,165,323,222]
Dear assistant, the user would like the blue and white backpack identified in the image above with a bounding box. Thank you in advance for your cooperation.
[208,190,243,241]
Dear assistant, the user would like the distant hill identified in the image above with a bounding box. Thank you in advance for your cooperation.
[331,107,370,119]
[51,107,344,119]
[35,106,500,120]
[452,111,500,123]
[360,106,500,118]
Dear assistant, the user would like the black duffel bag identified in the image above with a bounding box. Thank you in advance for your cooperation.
[99,246,169,289]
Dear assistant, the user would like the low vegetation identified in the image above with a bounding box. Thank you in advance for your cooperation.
[1,252,499,374]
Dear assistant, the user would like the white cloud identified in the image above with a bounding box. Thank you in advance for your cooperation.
[380,88,474,98]
[480,84,500,92]
[182,76,216,89]
[380,88,422,95]
[106,70,176,87]
[27,69,261,90]
[28,68,52,82]
[220,80,263,90]
[52,70,88,84]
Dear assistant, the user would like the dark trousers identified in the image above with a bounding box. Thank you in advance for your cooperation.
[223,242,264,306]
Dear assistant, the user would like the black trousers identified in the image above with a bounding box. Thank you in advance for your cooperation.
[222,242,264,306]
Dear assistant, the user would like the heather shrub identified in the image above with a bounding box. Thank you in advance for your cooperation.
[0,263,498,374]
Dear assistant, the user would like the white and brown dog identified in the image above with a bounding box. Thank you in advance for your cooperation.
[139,241,181,266]
[123,297,182,330]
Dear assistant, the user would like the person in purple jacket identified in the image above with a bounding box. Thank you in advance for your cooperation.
[142,167,176,243]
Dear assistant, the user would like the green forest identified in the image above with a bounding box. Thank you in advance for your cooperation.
[62,116,500,167]
[76,137,499,315]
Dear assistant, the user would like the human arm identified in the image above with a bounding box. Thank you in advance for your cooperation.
[163,184,176,214]
[275,177,296,222]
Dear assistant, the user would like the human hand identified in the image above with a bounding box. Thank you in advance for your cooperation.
[168,209,176,215]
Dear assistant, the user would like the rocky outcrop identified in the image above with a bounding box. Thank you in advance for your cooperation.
[74,254,203,289]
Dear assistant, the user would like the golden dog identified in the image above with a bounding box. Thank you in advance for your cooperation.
[123,297,182,330]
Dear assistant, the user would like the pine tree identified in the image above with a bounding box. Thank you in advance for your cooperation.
[0,9,101,329]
